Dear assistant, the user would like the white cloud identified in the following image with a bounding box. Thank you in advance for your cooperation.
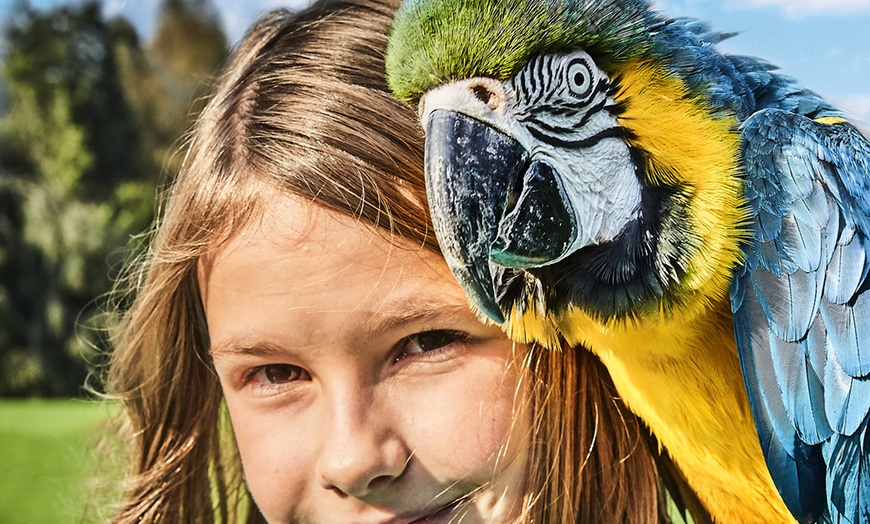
[730,0,870,15]
[833,94,870,134]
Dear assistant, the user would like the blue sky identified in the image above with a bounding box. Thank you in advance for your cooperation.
[2,0,869,123]
[658,0,870,123]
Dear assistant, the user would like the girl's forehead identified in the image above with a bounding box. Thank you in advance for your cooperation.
[198,192,445,302]
[217,194,422,261]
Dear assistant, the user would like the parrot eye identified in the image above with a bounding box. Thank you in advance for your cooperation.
[567,58,594,99]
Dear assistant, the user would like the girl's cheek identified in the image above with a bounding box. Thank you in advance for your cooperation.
[398,352,526,478]
[224,397,315,521]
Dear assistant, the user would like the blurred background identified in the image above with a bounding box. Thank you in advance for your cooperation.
[0,0,240,399]
[0,0,867,521]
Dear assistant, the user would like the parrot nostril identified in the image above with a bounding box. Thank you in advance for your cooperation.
[471,84,498,109]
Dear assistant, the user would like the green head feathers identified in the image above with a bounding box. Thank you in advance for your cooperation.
[385,0,659,104]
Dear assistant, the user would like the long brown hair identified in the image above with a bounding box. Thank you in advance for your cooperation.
[105,0,683,521]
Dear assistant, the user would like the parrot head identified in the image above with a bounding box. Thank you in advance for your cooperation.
[386,0,750,347]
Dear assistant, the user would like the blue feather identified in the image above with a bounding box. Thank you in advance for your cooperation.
[750,260,823,342]
[806,313,828,386]
[779,212,824,273]
[736,108,870,522]
[731,261,748,311]
[821,294,870,378]
[754,239,785,276]
[790,181,833,234]
[825,231,867,305]
[756,206,783,243]
[734,278,795,456]
[734,286,806,513]
[826,420,870,522]
[733,275,828,518]
[768,330,832,444]
[823,344,870,435]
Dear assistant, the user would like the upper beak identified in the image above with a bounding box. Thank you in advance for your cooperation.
[425,110,525,323]
[424,110,577,323]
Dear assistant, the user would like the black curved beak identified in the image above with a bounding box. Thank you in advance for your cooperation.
[425,110,579,325]
[425,110,527,323]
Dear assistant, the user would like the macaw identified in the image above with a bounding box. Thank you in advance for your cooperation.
[384,1,870,523]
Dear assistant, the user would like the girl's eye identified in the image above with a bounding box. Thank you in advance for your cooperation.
[251,364,309,385]
[398,330,468,360]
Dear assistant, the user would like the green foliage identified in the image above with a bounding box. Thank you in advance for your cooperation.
[152,0,227,85]
[0,0,227,396]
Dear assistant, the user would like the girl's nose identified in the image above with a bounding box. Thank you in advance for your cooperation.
[316,389,410,498]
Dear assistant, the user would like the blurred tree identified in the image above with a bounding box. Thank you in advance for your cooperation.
[0,0,227,396]
[0,1,140,395]
[147,0,228,173]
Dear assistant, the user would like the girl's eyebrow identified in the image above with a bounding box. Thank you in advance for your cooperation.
[209,340,288,357]
[366,305,469,333]
[365,297,472,334]
[209,302,474,358]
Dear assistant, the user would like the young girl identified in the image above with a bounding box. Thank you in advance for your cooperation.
[105,0,701,521]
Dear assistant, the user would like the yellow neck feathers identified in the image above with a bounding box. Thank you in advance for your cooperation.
[617,59,749,322]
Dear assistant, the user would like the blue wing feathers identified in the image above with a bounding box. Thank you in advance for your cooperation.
[790,181,833,234]
[823,341,870,435]
[806,313,828,384]
[823,239,856,305]
[750,255,823,342]
[779,212,824,273]
[845,292,870,376]
[753,238,785,276]
[783,154,817,197]
[738,284,804,451]
[821,291,870,378]
[735,108,870,522]
[767,331,831,445]
[826,420,870,523]
[730,262,746,311]
[732,289,826,517]
[757,205,784,243]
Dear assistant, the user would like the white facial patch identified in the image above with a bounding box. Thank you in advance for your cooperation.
[420,78,541,153]
[507,51,642,258]
[546,136,641,254]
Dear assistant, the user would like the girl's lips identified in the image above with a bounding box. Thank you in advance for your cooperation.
[354,498,464,524]
[405,499,463,524]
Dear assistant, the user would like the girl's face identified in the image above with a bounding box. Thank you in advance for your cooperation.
[202,195,528,523]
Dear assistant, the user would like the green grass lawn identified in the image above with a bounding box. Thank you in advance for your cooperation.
[0,399,120,523]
